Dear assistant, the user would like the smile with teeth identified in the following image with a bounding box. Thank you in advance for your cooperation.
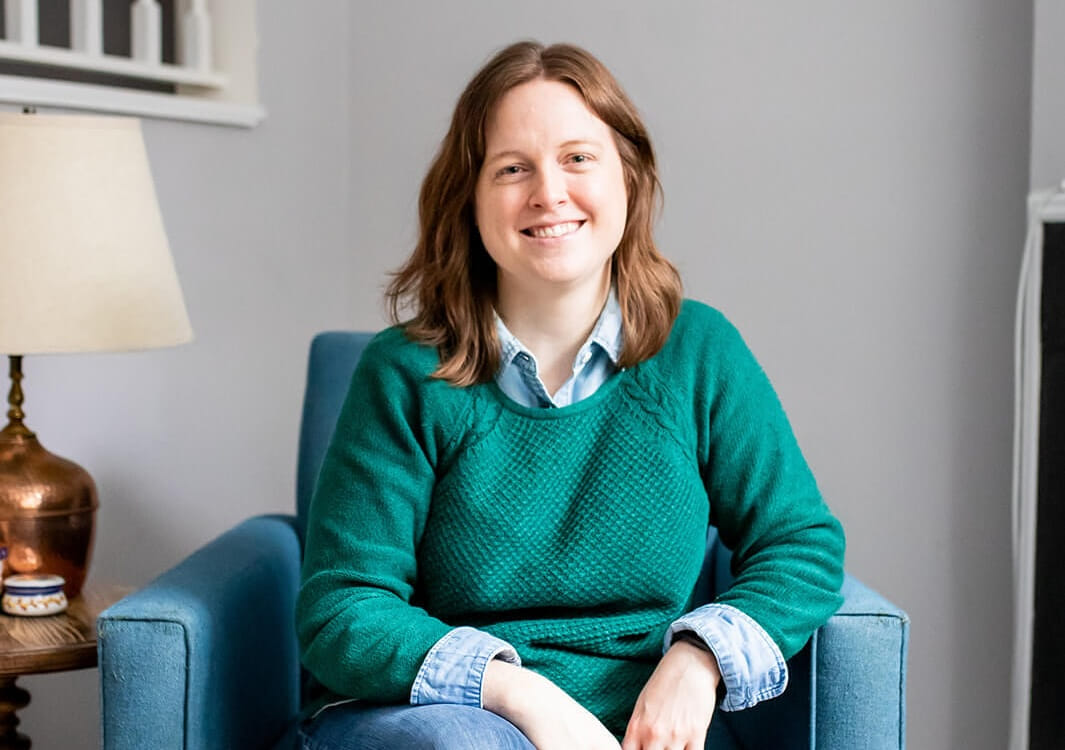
[522,221,584,239]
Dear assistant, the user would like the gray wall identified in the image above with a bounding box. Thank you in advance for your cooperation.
[1032,0,1064,190]
[14,2,1035,748]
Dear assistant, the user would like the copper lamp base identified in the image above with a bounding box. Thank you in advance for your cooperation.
[0,357,96,598]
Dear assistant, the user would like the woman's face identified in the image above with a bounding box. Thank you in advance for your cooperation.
[474,79,628,302]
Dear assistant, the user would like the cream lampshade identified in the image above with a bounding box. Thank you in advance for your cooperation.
[0,110,193,597]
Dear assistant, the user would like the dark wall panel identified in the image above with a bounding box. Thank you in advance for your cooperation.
[1032,221,1065,750]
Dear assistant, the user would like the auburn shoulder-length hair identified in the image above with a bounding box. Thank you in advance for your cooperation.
[386,41,682,386]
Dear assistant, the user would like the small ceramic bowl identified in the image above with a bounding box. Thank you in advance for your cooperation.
[2,574,68,616]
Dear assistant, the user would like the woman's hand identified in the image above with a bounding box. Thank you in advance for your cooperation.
[483,659,622,750]
[621,639,721,750]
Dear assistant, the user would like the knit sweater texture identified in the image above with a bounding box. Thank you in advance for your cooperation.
[297,300,845,736]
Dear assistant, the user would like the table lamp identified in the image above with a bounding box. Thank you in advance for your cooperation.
[0,110,192,598]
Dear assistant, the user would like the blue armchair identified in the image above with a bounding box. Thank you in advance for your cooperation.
[98,332,909,750]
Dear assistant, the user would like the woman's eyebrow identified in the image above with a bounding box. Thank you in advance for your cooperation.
[484,148,526,164]
[558,138,602,150]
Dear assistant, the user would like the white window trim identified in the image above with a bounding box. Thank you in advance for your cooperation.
[0,0,264,128]
[0,73,263,127]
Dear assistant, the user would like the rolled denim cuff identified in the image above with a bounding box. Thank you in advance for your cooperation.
[409,626,521,708]
[665,603,788,712]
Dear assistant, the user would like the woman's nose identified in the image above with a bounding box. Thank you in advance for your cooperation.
[529,166,568,209]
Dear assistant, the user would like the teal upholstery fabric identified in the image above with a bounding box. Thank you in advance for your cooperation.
[99,515,302,750]
[98,331,909,749]
[813,578,909,749]
[719,577,909,750]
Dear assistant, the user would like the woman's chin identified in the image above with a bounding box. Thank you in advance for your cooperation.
[501,265,612,298]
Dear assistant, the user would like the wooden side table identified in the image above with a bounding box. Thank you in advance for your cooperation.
[0,583,127,749]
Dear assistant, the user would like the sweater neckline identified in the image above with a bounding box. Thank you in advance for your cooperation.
[484,365,632,419]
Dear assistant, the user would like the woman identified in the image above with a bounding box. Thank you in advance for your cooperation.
[297,41,845,750]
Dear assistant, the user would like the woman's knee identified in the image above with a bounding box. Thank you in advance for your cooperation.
[301,702,534,750]
[407,704,533,749]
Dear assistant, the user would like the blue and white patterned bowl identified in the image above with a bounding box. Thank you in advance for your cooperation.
[2,574,68,616]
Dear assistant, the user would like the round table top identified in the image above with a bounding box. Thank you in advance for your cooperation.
[0,583,129,677]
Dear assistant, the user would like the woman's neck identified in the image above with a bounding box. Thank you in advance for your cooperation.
[496,275,610,396]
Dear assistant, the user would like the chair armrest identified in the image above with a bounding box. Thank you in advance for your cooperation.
[721,573,909,750]
[98,514,303,750]
[813,574,909,749]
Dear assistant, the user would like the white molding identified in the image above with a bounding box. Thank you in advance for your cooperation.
[70,0,104,57]
[0,40,226,88]
[0,0,260,128]
[0,74,264,127]
[1009,186,1064,750]
[1033,185,1065,222]
[4,0,37,45]
[180,0,213,71]
[131,0,163,65]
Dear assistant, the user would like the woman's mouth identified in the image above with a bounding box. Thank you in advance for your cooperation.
[521,220,584,239]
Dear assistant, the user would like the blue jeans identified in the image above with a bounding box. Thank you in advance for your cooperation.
[299,701,741,750]
[298,702,536,750]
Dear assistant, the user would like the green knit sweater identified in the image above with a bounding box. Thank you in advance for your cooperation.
[297,300,845,736]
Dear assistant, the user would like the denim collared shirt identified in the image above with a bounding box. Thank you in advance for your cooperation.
[410,290,787,712]
[494,289,624,408]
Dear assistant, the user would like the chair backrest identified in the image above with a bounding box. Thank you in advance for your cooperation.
[296,331,375,531]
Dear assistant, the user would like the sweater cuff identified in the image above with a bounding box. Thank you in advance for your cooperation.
[409,626,521,708]
[665,603,788,711]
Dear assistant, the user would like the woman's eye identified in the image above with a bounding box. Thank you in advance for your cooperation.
[498,165,524,176]
[569,153,594,165]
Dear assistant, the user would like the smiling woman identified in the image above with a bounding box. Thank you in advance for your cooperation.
[295,40,846,750]
[473,79,629,391]
[387,41,681,388]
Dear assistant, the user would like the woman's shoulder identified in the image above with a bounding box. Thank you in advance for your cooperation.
[357,324,442,385]
[678,298,729,325]
[670,298,747,351]
[637,298,765,391]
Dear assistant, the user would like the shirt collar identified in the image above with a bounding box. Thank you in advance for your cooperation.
[495,315,525,370]
[587,286,623,364]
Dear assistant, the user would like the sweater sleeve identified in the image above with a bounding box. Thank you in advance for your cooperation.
[695,310,846,660]
[296,331,455,703]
